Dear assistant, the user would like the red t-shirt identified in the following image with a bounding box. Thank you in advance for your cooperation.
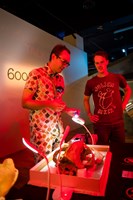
[84,73,127,124]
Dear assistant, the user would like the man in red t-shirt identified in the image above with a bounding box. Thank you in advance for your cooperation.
[84,50,131,145]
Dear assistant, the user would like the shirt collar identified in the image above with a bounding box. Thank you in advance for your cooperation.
[44,64,57,77]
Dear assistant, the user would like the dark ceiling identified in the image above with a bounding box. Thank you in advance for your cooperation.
[0,0,133,69]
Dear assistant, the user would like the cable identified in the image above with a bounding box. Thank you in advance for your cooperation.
[22,138,50,200]
[57,126,70,199]
[82,124,94,145]
[52,126,71,200]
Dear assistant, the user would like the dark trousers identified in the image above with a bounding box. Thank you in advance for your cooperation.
[93,121,125,145]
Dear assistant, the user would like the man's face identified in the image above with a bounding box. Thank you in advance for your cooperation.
[94,55,109,74]
[53,50,70,73]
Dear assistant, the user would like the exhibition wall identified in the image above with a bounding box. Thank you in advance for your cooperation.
[0,8,88,156]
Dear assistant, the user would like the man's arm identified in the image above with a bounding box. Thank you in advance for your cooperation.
[21,88,66,112]
[122,84,132,110]
[83,95,92,117]
[83,95,99,123]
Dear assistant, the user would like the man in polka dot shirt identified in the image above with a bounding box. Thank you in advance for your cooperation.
[22,44,80,163]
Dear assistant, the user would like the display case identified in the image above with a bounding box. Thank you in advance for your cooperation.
[28,144,112,196]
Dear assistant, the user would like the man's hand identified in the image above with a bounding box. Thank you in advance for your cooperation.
[64,107,81,117]
[50,99,66,112]
[88,113,99,123]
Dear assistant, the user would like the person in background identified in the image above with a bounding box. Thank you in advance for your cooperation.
[83,50,131,145]
[22,44,80,163]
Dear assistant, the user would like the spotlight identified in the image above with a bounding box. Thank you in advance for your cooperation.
[72,115,94,145]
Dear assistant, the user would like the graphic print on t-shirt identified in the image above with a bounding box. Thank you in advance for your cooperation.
[95,81,116,115]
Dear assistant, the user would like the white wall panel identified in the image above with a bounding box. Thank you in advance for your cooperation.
[0,8,88,156]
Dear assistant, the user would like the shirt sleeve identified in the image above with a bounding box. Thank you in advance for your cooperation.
[118,74,127,88]
[84,79,93,96]
[24,69,39,92]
